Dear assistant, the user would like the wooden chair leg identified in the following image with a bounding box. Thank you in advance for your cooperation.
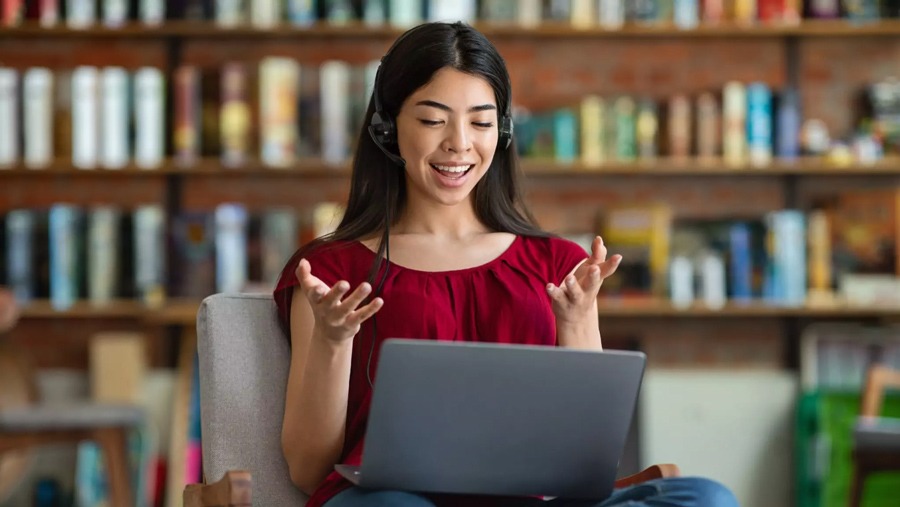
[95,427,133,507]
[848,461,865,507]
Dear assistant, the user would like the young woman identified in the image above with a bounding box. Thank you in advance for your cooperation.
[274,22,737,507]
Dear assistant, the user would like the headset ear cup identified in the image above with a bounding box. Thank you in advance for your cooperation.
[499,115,513,150]
[370,110,397,147]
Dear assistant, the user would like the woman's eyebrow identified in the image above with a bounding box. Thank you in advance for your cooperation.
[414,100,497,113]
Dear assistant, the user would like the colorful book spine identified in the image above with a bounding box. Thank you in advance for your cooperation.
[216,0,246,26]
[553,109,578,164]
[635,99,659,160]
[598,0,625,29]
[746,82,773,167]
[728,222,753,301]
[23,68,54,169]
[723,81,747,167]
[390,0,422,27]
[517,0,542,27]
[215,203,249,294]
[669,255,694,309]
[696,92,719,160]
[325,0,354,24]
[699,251,726,310]
[701,0,725,23]
[808,0,839,18]
[103,0,128,27]
[220,62,251,168]
[140,0,165,25]
[3,0,24,25]
[363,0,387,25]
[570,0,595,29]
[251,0,280,27]
[0,68,19,168]
[39,0,60,26]
[668,94,691,159]
[67,0,97,28]
[134,205,166,307]
[733,0,756,24]
[287,0,316,26]
[775,87,800,160]
[49,204,83,311]
[87,206,120,305]
[428,0,476,22]
[6,210,35,302]
[580,95,606,166]
[260,58,299,168]
[174,66,200,167]
[673,0,699,29]
[613,96,637,162]
[807,209,832,296]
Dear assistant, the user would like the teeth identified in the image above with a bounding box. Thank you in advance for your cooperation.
[433,164,471,173]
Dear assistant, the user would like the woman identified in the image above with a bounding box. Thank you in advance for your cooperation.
[274,22,737,507]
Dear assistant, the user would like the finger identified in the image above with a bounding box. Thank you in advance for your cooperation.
[296,259,328,294]
[563,274,584,303]
[598,255,623,279]
[347,297,384,325]
[321,280,351,307]
[545,283,569,306]
[337,282,373,313]
[591,236,608,264]
[585,265,603,293]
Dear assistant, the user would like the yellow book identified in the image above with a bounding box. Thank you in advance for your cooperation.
[580,95,606,167]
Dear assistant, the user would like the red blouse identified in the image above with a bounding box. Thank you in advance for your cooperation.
[273,235,588,507]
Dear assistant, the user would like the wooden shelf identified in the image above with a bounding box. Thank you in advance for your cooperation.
[3,20,900,39]
[16,297,900,325]
[4,157,900,178]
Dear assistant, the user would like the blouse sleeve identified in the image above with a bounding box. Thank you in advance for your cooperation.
[550,237,590,285]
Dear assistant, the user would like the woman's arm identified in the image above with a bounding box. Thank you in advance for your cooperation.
[281,260,382,495]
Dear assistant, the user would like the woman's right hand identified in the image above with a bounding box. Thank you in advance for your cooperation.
[295,259,384,344]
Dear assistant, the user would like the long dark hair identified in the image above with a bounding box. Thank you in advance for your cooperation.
[285,22,548,290]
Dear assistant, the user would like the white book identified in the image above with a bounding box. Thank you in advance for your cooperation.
[103,0,128,27]
[363,0,387,25]
[140,0,165,25]
[517,0,542,27]
[134,68,165,169]
[215,203,249,294]
[101,67,130,169]
[251,0,280,27]
[259,58,299,168]
[390,0,421,27]
[216,0,246,26]
[134,205,166,307]
[598,0,625,29]
[0,68,19,168]
[72,67,100,169]
[427,0,475,22]
[320,61,350,166]
[67,0,97,28]
[87,206,120,305]
[571,0,594,29]
[698,252,726,310]
[23,68,54,169]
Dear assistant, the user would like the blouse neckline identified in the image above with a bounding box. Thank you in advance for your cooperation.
[352,234,521,275]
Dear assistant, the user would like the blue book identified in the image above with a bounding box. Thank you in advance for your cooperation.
[728,222,753,301]
[215,203,249,294]
[765,210,807,306]
[775,88,801,160]
[5,209,35,303]
[49,204,83,311]
[746,82,773,167]
[553,109,578,164]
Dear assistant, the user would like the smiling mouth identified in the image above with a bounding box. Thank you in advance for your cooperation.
[430,164,473,179]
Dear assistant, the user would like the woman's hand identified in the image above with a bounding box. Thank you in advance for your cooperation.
[295,259,383,345]
[547,236,622,329]
[0,288,20,333]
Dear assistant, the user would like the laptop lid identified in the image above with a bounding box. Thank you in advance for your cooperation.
[356,339,646,500]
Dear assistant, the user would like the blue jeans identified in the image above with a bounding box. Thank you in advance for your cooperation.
[325,477,739,506]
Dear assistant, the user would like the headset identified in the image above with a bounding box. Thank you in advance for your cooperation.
[363,24,515,388]
[367,31,515,167]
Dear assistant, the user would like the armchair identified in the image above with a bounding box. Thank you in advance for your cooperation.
[184,293,679,506]
[849,364,900,507]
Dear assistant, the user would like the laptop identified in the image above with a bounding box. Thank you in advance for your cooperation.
[334,338,646,501]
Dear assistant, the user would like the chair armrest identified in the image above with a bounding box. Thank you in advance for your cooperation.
[184,470,252,507]
[862,365,900,417]
[614,463,681,489]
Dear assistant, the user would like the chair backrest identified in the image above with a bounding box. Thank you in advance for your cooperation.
[196,293,308,506]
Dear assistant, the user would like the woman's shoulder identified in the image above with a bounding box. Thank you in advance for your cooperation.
[517,234,589,258]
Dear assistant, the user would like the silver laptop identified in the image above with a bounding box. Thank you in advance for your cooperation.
[335,339,646,500]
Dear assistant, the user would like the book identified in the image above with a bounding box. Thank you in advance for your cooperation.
[746,82,773,167]
[217,0,247,26]
[579,95,606,166]
[220,62,252,167]
[325,0,354,24]
[598,0,625,29]
[5,210,35,303]
[72,66,100,169]
[427,0,475,22]
[320,60,350,166]
[635,99,658,160]
[0,68,19,168]
[174,66,201,167]
[570,0,594,29]
[134,68,165,169]
[667,93,691,159]
[553,108,578,163]
[67,0,97,28]
[598,204,672,298]
[171,211,216,298]
[696,92,719,159]
[87,206,121,305]
[215,203,249,294]
[287,0,315,25]
[517,0,541,27]
[23,68,54,169]
[260,57,299,168]
[103,0,129,27]
[613,96,637,162]
[251,0,280,27]
[722,81,747,167]
[775,87,800,160]
[39,0,60,28]
[673,0,699,29]
[49,204,84,311]
[140,0,165,24]
[134,205,166,307]
[101,67,130,169]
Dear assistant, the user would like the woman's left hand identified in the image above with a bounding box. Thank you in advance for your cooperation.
[546,236,622,327]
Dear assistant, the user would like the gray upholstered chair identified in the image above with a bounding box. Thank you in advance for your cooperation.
[849,364,900,507]
[184,293,677,507]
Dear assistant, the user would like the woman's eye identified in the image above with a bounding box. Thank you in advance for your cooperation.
[473,122,494,128]
[419,119,443,126]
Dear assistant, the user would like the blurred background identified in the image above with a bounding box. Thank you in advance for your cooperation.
[1,0,900,506]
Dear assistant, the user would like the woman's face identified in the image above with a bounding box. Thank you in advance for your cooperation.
[395,67,500,208]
